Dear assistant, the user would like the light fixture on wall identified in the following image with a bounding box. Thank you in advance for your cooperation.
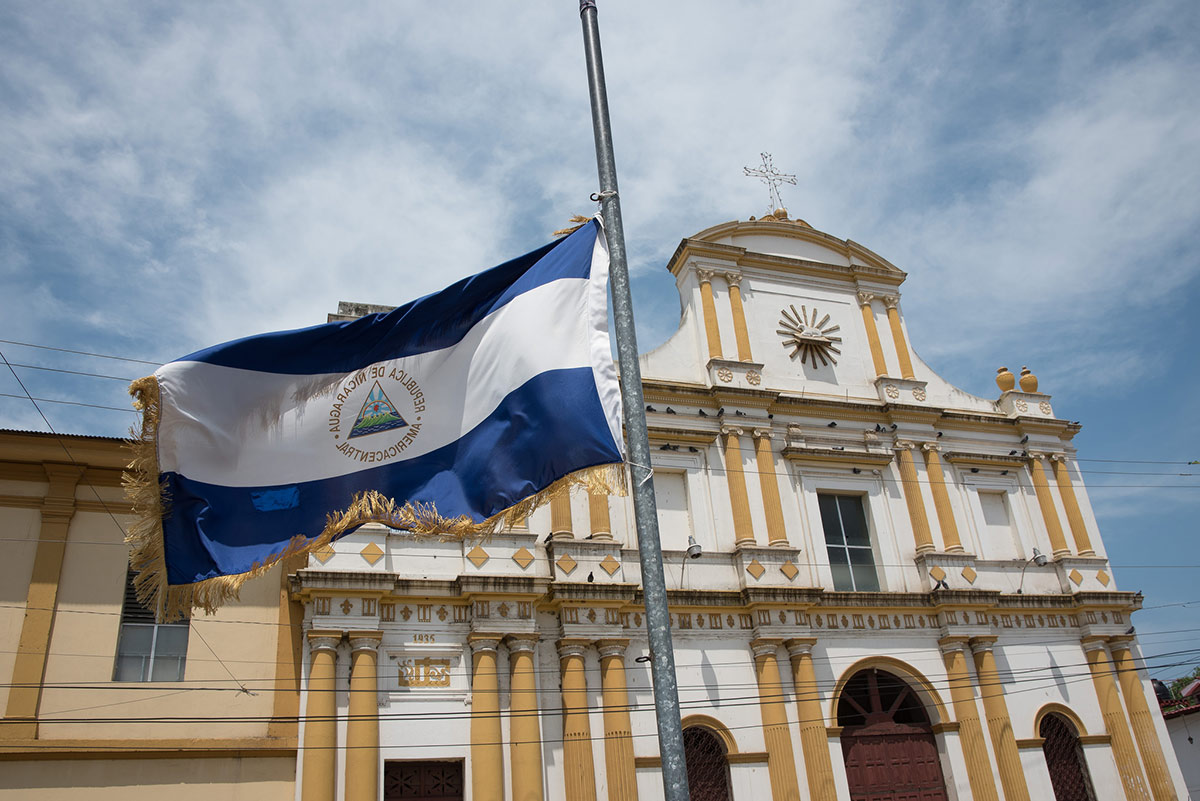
[1017,548,1049,594]
[685,535,702,560]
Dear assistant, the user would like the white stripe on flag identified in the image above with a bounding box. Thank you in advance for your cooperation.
[157,276,597,487]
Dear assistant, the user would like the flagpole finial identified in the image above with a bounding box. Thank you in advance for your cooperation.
[743,152,797,217]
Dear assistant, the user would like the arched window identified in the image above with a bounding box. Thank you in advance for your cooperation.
[683,726,732,801]
[837,668,949,801]
[1040,712,1097,801]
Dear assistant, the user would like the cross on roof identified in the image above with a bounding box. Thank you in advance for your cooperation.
[743,152,796,215]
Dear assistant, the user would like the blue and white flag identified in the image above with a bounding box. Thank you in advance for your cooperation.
[127,220,623,618]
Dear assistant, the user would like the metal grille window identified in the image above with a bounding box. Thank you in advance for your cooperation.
[818,494,879,591]
[113,571,189,682]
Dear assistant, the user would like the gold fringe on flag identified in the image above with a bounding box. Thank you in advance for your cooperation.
[552,214,592,238]
[124,374,626,622]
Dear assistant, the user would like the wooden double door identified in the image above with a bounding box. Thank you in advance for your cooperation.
[838,669,949,801]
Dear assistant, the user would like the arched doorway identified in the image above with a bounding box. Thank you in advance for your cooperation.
[837,668,949,801]
[683,726,732,801]
[1040,712,1097,801]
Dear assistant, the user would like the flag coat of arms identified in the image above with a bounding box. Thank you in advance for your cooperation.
[127,220,624,618]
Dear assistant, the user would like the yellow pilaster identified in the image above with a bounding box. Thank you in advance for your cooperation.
[970,637,1031,801]
[895,442,935,554]
[301,632,341,801]
[1051,455,1096,556]
[346,631,382,801]
[598,639,638,801]
[784,639,836,801]
[725,272,753,362]
[588,490,612,540]
[698,269,724,360]
[1109,638,1178,801]
[559,640,598,801]
[754,430,789,546]
[857,292,888,377]
[922,444,963,552]
[1083,638,1151,801]
[722,426,756,545]
[269,554,307,739]
[938,638,1000,801]
[470,635,505,801]
[550,493,574,539]
[751,639,802,801]
[882,296,915,380]
[1028,454,1071,558]
[508,637,545,801]
[1,463,84,739]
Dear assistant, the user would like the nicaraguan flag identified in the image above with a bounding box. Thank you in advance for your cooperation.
[127,220,623,618]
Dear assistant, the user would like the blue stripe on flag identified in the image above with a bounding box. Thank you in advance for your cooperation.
[160,366,621,584]
[176,221,600,375]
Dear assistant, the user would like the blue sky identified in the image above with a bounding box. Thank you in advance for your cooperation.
[1,2,1197,681]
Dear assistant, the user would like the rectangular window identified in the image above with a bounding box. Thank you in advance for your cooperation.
[114,571,189,682]
[818,494,879,591]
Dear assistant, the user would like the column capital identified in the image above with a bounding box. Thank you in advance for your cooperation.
[968,635,998,654]
[937,635,971,656]
[856,291,875,307]
[921,442,942,453]
[894,439,916,451]
[1106,635,1136,649]
[721,424,745,437]
[468,634,503,654]
[557,638,591,659]
[750,638,783,659]
[753,427,773,440]
[784,638,817,658]
[1049,453,1069,463]
[723,271,742,286]
[347,630,383,653]
[881,295,900,310]
[697,267,716,284]
[307,631,342,653]
[506,635,539,654]
[1028,451,1050,461]
[1080,636,1110,654]
[596,639,630,660]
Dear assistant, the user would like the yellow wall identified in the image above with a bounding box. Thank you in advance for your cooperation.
[0,756,295,800]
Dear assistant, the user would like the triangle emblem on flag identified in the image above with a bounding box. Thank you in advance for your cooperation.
[348,381,409,439]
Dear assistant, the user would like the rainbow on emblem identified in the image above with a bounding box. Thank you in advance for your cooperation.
[348,381,409,439]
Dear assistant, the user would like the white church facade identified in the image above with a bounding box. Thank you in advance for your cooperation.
[292,211,1187,801]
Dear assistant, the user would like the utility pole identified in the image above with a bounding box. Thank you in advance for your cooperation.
[578,3,690,800]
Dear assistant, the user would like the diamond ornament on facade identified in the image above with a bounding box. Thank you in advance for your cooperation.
[599,554,621,576]
[556,553,578,575]
[360,542,384,565]
[745,559,765,580]
[512,547,534,570]
[466,545,490,568]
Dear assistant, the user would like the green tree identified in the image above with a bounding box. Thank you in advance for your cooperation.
[1168,666,1200,699]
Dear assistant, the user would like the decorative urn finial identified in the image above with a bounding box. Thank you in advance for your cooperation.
[995,366,1016,392]
[1019,366,1038,393]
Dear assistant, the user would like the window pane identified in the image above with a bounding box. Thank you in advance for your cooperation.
[114,654,148,683]
[151,655,186,682]
[838,496,870,546]
[154,625,189,659]
[117,624,153,656]
[827,547,853,591]
[848,547,878,592]
[818,495,844,545]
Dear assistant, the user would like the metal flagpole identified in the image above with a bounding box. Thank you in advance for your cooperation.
[578,3,690,800]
